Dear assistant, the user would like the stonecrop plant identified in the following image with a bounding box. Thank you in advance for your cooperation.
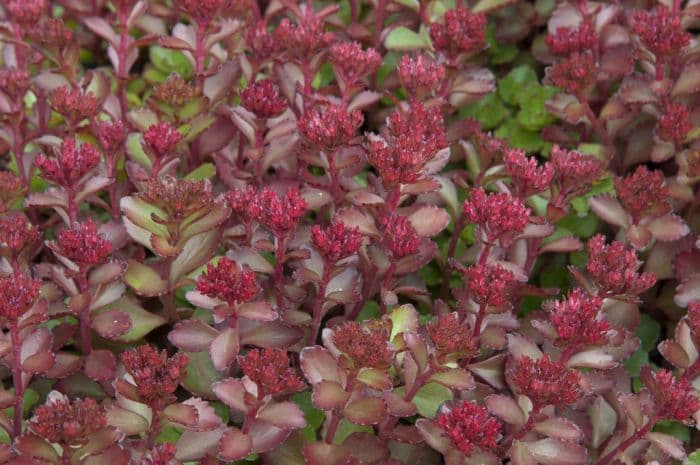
[2,0,700,464]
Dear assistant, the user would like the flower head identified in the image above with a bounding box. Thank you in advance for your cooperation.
[49,86,100,123]
[614,166,671,223]
[140,176,212,222]
[462,263,517,309]
[656,101,691,146]
[586,235,656,298]
[28,18,73,49]
[196,257,260,305]
[550,146,604,197]
[121,345,189,406]
[0,171,22,213]
[227,187,306,236]
[509,355,582,407]
[632,6,690,58]
[366,102,447,188]
[152,74,199,108]
[687,302,700,336]
[546,20,597,57]
[97,119,128,154]
[143,122,182,159]
[378,213,421,259]
[6,0,47,26]
[436,400,502,456]
[273,16,335,59]
[0,215,40,256]
[397,54,446,100]
[174,0,232,26]
[0,273,41,322]
[329,42,382,84]
[504,149,554,197]
[547,288,608,347]
[462,188,530,245]
[641,367,700,423]
[298,103,364,148]
[239,348,306,398]
[311,221,363,263]
[546,52,597,96]
[426,313,477,358]
[246,20,278,62]
[29,393,106,446]
[430,7,487,60]
[51,220,112,268]
[35,138,100,188]
[241,79,287,119]
[332,321,393,369]
[0,68,31,103]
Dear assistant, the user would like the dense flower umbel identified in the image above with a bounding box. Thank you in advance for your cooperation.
[196,257,260,305]
[298,103,364,148]
[546,52,597,96]
[35,138,100,188]
[462,263,516,308]
[586,235,656,298]
[5,0,47,25]
[0,274,41,322]
[329,42,382,84]
[436,401,502,456]
[546,20,597,57]
[462,188,530,245]
[509,355,582,407]
[246,20,278,62]
[97,119,128,154]
[547,288,608,347]
[141,176,213,221]
[429,7,487,59]
[273,16,335,59]
[311,221,363,263]
[49,86,100,123]
[227,187,307,236]
[614,165,671,223]
[152,75,199,108]
[632,6,690,58]
[241,79,287,119]
[53,220,112,268]
[239,348,306,398]
[641,367,700,423]
[378,213,421,259]
[174,0,232,26]
[332,321,393,369]
[366,101,447,187]
[550,145,604,197]
[656,101,691,145]
[0,172,23,213]
[0,215,40,256]
[29,395,106,446]
[397,54,446,99]
[0,68,31,102]
[426,313,477,358]
[140,443,177,465]
[143,122,182,158]
[504,149,554,197]
[121,345,189,406]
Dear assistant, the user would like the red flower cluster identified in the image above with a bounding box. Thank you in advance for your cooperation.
[641,367,700,423]
[614,165,671,223]
[0,215,40,256]
[152,74,199,107]
[550,145,604,197]
[656,101,691,146]
[274,16,335,59]
[241,79,287,119]
[462,263,516,309]
[430,7,487,59]
[174,0,231,26]
[332,321,393,369]
[0,172,23,213]
[509,355,582,407]
[49,86,100,123]
[504,149,554,197]
[426,313,476,357]
[546,20,597,57]
[239,348,306,398]
[141,176,213,221]
[397,54,446,99]
[632,6,690,58]
[121,345,189,406]
[311,221,363,263]
[687,302,700,336]
[329,42,382,85]
[366,102,447,187]
[196,257,260,305]
[29,395,106,446]
[35,138,100,188]
[378,213,421,259]
[0,273,41,322]
[5,0,47,25]
[436,400,502,456]
[143,122,182,159]
[97,119,128,154]
[0,68,31,102]
[547,288,608,347]
[227,186,307,236]
[246,20,278,62]
[298,103,364,148]
[53,220,112,268]
[546,52,597,96]
[462,188,530,245]
[586,235,656,298]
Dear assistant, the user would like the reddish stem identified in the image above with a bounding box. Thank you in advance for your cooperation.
[440,213,466,300]
[380,262,396,314]
[324,411,341,444]
[274,234,288,313]
[10,322,23,440]
[310,264,332,344]
[593,418,655,465]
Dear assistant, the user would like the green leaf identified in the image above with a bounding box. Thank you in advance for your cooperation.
[182,351,225,397]
[412,382,453,418]
[459,92,510,130]
[156,426,183,444]
[472,0,518,13]
[516,86,558,131]
[625,314,660,376]
[498,65,538,106]
[149,46,193,77]
[654,420,691,443]
[684,449,700,465]
[384,26,431,51]
[313,63,335,90]
[486,24,518,65]
[334,419,373,444]
[494,120,543,152]
[357,301,381,321]
[570,177,614,216]
[293,391,324,441]
[184,163,216,181]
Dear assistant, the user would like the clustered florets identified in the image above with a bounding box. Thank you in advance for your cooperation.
[52,220,112,268]
[426,313,476,357]
[462,188,530,245]
[227,186,307,235]
[614,165,670,223]
[509,355,582,407]
[241,79,287,119]
[546,20,597,56]
[298,103,364,148]
[332,321,393,369]
[547,288,609,347]
[35,138,100,188]
[430,7,487,60]
[586,235,657,298]
[196,257,260,305]
[121,345,189,406]
[0,273,41,322]
[378,213,421,259]
[461,263,517,308]
[436,400,502,455]
[504,149,554,197]
[239,348,306,398]
[311,221,363,263]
